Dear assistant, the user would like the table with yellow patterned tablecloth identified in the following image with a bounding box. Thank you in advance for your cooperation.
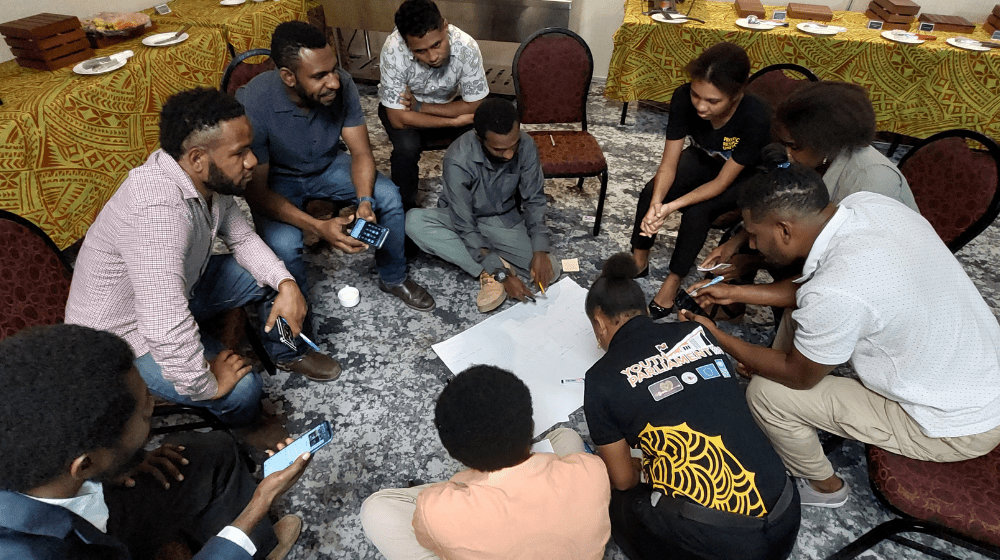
[607,0,1000,141]
[0,26,230,248]
[147,0,307,54]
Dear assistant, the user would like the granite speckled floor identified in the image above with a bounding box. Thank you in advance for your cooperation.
[215,80,1000,560]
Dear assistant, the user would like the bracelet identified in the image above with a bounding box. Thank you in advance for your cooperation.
[413,100,423,113]
[358,196,376,210]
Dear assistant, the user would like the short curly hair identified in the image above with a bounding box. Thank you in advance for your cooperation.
[395,0,445,40]
[0,324,137,493]
[270,20,328,72]
[474,98,518,139]
[159,88,245,161]
[435,365,533,472]
[776,81,876,161]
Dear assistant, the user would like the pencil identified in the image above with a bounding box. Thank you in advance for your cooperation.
[538,281,546,294]
[549,134,555,146]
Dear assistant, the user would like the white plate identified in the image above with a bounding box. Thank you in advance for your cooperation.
[73,52,131,75]
[220,0,246,5]
[651,12,689,24]
[797,21,846,35]
[142,32,189,47]
[735,17,779,30]
[946,36,990,51]
[881,30,924,44]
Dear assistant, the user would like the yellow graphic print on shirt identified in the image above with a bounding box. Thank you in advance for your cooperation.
[722,136,740,151]
[639,422,767,517]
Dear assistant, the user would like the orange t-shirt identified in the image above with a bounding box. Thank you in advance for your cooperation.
[412,452,611,560]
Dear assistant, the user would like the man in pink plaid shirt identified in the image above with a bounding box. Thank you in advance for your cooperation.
[65,88,341,426]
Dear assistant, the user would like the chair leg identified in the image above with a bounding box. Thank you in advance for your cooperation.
[593,169,609,236]
[886,133,902,158]
[620,101,629,126]
[575,177,585,190]
[826,518,915,560]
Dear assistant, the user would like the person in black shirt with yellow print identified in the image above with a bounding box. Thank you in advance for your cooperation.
[583,254,799,560]
[631,42,771,320]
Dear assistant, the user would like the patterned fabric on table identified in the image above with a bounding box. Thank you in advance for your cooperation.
[900,136,999,248]
[0,27,229,249]
[147,0,308,53]
[0,214,70,340]
[867,444,1000,547]
[607,0,1000,141]
[516,33,591,125]
[528,131,607,176]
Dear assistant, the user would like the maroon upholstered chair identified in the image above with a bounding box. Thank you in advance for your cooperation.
[828,445,1000,559]
[897,130,1000,253]
[0,211,72,341]
[746,63,819,114]
[513,27,609,236]
[221,48,275,95]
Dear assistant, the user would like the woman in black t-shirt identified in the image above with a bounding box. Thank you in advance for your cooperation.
[584,254,799,560]
[631,42,770,320]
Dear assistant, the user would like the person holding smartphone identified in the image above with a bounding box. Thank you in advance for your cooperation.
[630,42,770,320]
[0,324,313,560]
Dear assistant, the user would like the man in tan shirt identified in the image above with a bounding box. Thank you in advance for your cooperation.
[360,365,612,559]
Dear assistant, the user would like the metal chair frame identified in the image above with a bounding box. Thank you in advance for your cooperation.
[221,48,272,94]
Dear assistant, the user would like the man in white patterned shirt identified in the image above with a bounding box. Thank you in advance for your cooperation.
[378,0,489,212]
[65,88,341,427]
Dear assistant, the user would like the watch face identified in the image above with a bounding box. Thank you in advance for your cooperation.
[494,271,507,282]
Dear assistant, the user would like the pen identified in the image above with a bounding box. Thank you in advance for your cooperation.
[525,294,536,303]
[561,378,585,384]
[549,134,556,146]
[298,332,322,353]
[690,275,725,296]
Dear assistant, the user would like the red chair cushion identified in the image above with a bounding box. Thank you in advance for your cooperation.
[528,131,607,177]
[0,218,71,340]
[901,136,999,247]
[516,33,591,125]
[225,58,275,95]
[867,444,1000,547]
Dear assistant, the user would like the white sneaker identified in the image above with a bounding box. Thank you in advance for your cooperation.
[795,477,850,508]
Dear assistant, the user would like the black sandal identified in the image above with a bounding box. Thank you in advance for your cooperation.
[648,299,674,321]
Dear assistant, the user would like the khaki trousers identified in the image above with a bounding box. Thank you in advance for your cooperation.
[359,427,587,560]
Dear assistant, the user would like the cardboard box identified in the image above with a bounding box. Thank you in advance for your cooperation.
[867,2,916,23]
[872,0,921,16]
[0,14,93,70]
[734,0,766,19]
[864,10,913,30]
[787,3,834,21]
[918,13,975,33]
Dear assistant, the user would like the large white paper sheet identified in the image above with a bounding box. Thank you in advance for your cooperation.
[432,278,604,437]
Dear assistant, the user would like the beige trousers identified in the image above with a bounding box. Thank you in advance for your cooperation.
[359,427,587,560]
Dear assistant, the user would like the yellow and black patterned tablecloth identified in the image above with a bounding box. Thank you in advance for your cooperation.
[607,0,1000,142]
[0,0,311,248]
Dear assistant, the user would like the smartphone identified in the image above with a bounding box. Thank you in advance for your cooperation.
[349,220,390,249]
[675,289,708,317]
[262,421,332,477]
[275,317,296,352]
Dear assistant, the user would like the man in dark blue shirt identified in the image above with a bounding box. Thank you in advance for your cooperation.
[237,22,435,369]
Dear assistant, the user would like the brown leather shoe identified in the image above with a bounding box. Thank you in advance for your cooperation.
[277,350,341,382]
[266,515,302,560]
[377,277,435,311]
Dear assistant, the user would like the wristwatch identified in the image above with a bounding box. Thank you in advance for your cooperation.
[493,269,508,283]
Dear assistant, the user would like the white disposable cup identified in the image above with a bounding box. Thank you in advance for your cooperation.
[338,286,360,307]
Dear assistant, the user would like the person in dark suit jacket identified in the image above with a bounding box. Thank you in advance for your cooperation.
[0,324,311,559]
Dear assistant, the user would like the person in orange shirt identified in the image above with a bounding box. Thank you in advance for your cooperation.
[360,365,612,559]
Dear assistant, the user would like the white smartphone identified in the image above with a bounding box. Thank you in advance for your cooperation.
[262,421,332,477]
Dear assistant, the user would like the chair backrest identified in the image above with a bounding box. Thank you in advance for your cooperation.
[746,63,819,112]
[221,48,275,95]
[513,28,593,129]
[898,130,1000,253]
[0,211,72,341]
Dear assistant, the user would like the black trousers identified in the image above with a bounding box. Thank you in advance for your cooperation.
[631,148,751,277]
[376,103,472,211]
[610,483,800,560]
[105,431,277,560]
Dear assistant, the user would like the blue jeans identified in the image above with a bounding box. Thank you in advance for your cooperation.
[134,253,299,426]
[255,151,408,296]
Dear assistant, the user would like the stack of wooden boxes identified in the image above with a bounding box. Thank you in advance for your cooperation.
[865,0,920,30]
[984,4,1000,36]
[0,14,93,71]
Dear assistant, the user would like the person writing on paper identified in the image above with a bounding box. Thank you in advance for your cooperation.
[406,98,559,312]
[360,365,611,559]
[699,81,917,280]
[683,163,1000,508]
[630,42,770,320]
[0,324,312,560]
[583,254,799,560]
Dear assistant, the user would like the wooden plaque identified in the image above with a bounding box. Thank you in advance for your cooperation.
[867,2,915,23]
[918,13,974,33]
[871,0,921,16]
[734,0,766,19]
[787,3,834,21]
